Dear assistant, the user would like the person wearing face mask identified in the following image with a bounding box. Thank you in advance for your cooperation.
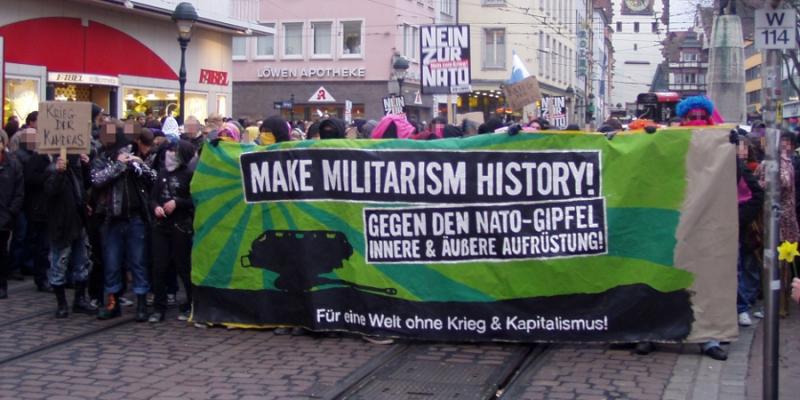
[147,139,196,323]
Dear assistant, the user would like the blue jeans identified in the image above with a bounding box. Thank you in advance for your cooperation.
[48,230,91,287]
[102,217,149,295]
[737,246,761,314]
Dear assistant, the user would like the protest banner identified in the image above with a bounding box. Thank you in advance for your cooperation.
[382,95,405,115]
[37,101,92,155]
[541,96,569,130]
[191,128,737,343]
[420,25,471,94]
[504,76,542,110]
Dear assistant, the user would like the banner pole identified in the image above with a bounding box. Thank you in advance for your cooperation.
[761,2,783,397]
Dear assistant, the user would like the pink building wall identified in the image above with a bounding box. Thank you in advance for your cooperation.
[233,0,436,83]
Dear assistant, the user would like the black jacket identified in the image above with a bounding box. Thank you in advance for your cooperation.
[150,140,195,229]
[15,148,52,222]
[0,151,24,230]
[90,143,156,223]
[44,155,88,247]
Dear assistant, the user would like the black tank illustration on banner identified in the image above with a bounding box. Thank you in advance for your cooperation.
[241,230,398,295]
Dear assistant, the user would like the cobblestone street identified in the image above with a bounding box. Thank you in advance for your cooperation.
[1,281,798,399]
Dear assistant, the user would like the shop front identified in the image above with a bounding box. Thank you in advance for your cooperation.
[0,1,259,125]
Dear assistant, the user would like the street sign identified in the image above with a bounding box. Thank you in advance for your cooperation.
[414,91,423,105]
[755,9,797,50]
[308,86,336,103]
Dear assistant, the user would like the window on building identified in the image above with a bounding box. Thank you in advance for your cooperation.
[232,37,246,60]
[538,31,544,76]
[311,21,333,58]
[746,65,762,81]
[634,43,638,51]
[616,22,622,32]
[747,91,761,104]
[684,73,696,84]
[680,52,698,62]
[652,22,658,32]
[634,22,640,33]
[341,20,363,57]
[483,28,505,68]
[545,35,551,77]
[255,23,275,58]
[440,0,453,15]
[283,22,303,58]
[404,25,420,60]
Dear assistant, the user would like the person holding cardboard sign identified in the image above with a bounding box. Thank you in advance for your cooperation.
[0,129,25,300]
[42,151,95,318]
[91,120,156,322]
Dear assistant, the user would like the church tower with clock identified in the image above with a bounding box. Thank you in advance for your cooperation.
[610,0,668,114]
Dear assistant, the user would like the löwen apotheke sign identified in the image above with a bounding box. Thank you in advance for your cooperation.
[258,67,367,80]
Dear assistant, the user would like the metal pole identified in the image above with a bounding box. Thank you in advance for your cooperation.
[178,37,189,124]
[761,5,783,396]
[290,93,295,122]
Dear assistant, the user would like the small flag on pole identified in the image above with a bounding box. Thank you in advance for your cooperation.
[508,50,531,84]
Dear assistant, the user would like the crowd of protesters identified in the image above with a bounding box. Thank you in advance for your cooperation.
[2,104,800,354]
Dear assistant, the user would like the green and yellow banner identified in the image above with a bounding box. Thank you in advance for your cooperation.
[190,128,738,343]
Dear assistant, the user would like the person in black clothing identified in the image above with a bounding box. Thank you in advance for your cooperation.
[0,129,24,299]
[91,121,156,322]
[14,128,52,292]
[148,140,196,323]
[43,153,96,318]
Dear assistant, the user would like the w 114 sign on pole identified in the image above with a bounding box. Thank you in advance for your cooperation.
[755,9,797,49]
[420,25,471,95]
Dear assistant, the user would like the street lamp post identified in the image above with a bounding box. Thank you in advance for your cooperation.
[393,56,410,110]
[172,2,198,125]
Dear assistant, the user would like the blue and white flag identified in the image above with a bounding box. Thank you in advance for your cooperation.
[507,50,530,84]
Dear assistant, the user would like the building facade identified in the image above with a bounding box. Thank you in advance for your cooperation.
[459,0,590,123]
[1,0,263,124]
[592,1,613,125]
[610,0,666,108]
[663,29,708,98]
[231,0,437,123]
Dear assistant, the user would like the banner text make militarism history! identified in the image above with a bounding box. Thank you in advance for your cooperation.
[240,148,606,263]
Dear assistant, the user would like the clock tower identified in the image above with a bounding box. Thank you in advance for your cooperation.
[610,0,667,112]
[621,0,654,15]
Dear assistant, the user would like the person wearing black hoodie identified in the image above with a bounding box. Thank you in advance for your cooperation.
[91,121,156,322]
[318,118,347,139]
[13,129,52,292]
[43,152,96,318]
[0,129,24,299]
[147,139,196,323]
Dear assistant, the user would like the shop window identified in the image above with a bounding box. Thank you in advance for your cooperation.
[341,20,363,58]
[232,37,247,60]
[3,77,40,125]
[483,28,505,69]
[403,24,420,61]
[217,95,227,118]
[312,21,333,58]
[121,87,207,123]
[256,23,275,59]
[283,22,304,58]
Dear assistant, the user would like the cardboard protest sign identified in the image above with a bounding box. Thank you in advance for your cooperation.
[190,128,737,343]
[504,76,542,110]
[37,101,92,155]
[421,25,471,94]
[456,111,485,126]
